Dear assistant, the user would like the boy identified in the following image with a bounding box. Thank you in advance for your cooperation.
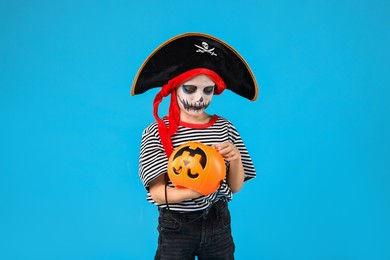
[132,33,258,259]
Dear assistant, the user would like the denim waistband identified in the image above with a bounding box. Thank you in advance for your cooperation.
[158,199,228,220]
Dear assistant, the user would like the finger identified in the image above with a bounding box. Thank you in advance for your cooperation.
[218,146,232,156]
[216,142,229,149]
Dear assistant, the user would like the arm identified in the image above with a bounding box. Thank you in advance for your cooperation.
[149,174,202,204]
[213,142,245,193]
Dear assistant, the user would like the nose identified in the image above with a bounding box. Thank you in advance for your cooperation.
[199,96,204,102]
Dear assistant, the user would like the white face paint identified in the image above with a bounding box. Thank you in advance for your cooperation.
[176,74,215,118]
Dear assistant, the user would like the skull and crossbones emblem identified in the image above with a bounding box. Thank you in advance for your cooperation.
[194,41,217,56]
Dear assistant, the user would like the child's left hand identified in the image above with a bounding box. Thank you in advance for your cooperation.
[212,142,241,162]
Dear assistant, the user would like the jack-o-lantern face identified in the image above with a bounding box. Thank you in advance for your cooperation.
[171,147,206,179]
[167,142,226,195]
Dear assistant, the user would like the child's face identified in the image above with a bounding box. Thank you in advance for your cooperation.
[176,74,215,116]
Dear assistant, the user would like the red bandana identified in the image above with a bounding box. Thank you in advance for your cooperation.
[153,68,227,157]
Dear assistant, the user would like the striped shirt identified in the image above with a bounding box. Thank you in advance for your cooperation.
[139,115,256,212]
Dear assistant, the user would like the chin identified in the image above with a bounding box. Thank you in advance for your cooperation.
[185,109,205,116]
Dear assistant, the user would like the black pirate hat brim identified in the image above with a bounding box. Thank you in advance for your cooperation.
[131,32,258,101]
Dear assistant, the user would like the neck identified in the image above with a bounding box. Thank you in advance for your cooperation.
[180,112,212,124]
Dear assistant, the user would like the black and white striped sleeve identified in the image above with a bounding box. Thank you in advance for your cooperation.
[138,123,168,190]
[228,122,256,182]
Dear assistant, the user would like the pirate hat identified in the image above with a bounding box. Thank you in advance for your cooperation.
[131,32,258,101]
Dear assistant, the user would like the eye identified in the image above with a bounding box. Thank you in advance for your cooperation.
[182,85,197,94]
[203,86,215,95]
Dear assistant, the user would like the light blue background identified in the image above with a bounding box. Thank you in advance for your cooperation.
[1,1,389,259]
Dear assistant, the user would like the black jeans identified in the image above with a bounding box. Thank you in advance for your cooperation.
[155,200,235,260]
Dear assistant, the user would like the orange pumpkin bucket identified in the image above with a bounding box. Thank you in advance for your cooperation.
[167,141,226,195]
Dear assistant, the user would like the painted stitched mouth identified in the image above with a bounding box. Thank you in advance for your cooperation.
[179,97,210,111]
